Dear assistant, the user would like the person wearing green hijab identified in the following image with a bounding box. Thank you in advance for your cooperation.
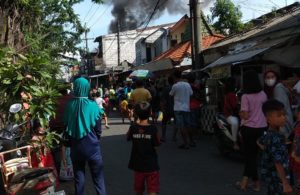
[64,77,106,195]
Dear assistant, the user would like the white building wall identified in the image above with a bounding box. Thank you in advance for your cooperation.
[102,24,174,68]
[162,35,169,53]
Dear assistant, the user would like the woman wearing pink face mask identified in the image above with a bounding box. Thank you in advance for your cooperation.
[264,70,293,137]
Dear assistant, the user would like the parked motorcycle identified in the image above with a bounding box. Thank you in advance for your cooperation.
[0,104,61,195]
[0,103,29,153]
[213,113,243,157]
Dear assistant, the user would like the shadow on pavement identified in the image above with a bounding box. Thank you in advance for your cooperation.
[59,111,266,195]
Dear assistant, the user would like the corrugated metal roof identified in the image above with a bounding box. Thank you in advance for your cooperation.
[203,48,269,70]
[145,29,165,44]
[203,35,296,70]
[209,8,300,49]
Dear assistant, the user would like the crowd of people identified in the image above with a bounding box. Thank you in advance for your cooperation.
[46,71,203,195]
[223,69,300,195]
[47,68,300,195]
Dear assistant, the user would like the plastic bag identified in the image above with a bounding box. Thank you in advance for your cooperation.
[59,163,73,181]
[59,147,73,181]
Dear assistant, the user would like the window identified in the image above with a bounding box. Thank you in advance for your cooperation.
[146,47,152,62]
[171,40,177,47]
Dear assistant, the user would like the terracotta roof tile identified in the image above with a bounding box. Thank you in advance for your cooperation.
[154,35,224,63]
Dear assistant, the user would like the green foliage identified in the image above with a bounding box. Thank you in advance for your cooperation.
[31,132,61,156]
[243,21,254,31]
[0,48,61,127]
[210,0,244,35]
[0,47,69,152]
[0,0,104,151]
[1,0,104,56]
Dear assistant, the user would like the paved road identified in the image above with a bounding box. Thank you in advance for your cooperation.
[60,112,266,195]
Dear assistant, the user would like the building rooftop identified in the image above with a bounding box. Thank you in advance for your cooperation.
[208,2,300,49]
[154,35,224,63]
[169,15,189,33]
[136,22,176,32]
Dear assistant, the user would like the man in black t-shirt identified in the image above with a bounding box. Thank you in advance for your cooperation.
[127,102,160,195]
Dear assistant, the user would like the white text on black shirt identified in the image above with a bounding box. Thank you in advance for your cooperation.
[133,134,152,139]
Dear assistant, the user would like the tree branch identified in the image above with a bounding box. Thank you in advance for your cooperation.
[17,32,51,53]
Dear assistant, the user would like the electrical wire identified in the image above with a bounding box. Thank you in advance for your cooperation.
[268,0,281,8]
[117,0,166,40]
[130,0,162,39]
[239,5,269,13]
[83,4,95,23]
[237,1,275,8]
[102,0,166,64]
[102,36,117,56]
[88,5,110,28]
[86,4,102,26]
[107,0,166,63]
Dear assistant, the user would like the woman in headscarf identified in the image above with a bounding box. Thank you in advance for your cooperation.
[64,77,106,195]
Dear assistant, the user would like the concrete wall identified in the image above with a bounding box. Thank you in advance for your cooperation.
[102,29,158,68]
[171,24,187,44]
[135,39,146,66]
[135,30,170,66]
[102,24,174,68]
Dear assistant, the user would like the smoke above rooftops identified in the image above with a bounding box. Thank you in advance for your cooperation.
[107,0,211,33]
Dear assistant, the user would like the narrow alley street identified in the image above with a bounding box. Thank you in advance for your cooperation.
[60,111,266,195]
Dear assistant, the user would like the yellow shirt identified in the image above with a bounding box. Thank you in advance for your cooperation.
[120,100,128,110]
[130,88,152,104]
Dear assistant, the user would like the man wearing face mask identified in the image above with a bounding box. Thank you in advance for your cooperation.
[264,70,294,137]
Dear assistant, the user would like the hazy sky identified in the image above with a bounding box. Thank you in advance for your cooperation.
[73,0,299,50]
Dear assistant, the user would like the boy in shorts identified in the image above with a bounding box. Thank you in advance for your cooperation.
[127,102,160,195]
[257,99,292,194]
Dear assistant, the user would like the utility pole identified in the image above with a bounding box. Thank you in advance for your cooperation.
[82,23,94,75]
[84,30,89,55]
[117,20,121,66]
[82,23,95,54]
[190,0,203,70]
[189,0,195,70]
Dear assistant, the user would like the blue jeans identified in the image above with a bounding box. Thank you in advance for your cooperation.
[71,149,106,195]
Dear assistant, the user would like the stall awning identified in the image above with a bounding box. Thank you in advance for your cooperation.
[203,48,269,70]
[88,73,108,78]
[132,58,173,72]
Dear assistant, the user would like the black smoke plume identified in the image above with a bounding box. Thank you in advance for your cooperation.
[108,0,212,33]
[108,0,183,33]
